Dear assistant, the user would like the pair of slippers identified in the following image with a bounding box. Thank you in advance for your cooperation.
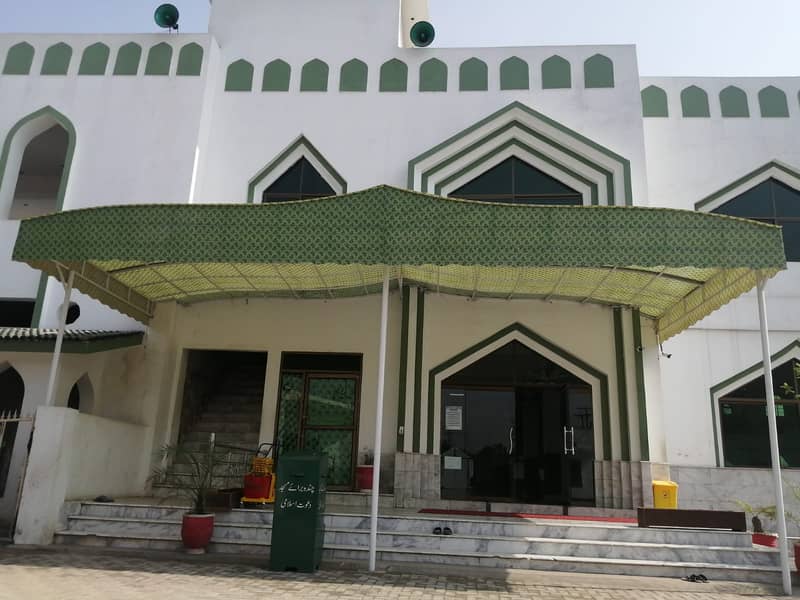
[432,526,453,535]
[682,574,709,583]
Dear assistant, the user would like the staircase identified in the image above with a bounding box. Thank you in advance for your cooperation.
[155,356,266,494]
[54,500,784,585]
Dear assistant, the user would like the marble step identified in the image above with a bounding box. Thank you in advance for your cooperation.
[70,502,752,548]
[51,530,782,585]
[61,515,778,567]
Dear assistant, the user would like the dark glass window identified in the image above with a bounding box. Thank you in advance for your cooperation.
[451,157,582,205]
[720,358,800,468]
[261,157,335,203]
[711,178,800,261]
[0,299,35,327]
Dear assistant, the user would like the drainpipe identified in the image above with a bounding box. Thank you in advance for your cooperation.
[756,277,791,596]
[369,269,390,571]
[43,270,75,407]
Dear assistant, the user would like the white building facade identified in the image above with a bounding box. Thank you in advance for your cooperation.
[0,0,798,544]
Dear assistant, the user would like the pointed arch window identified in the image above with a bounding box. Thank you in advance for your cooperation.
[262,157,335,203]
[451,157,582,205]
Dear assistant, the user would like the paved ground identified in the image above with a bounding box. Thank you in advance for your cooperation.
[0,547,795,600]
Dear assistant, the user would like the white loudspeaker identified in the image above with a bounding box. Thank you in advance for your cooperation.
[399,0,435,47]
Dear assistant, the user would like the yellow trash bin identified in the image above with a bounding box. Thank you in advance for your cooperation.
[652,480,678,509]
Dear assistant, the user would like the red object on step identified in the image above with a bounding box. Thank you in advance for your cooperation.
[752,532,778,547]
[356,465,374,491]
[181,513,214,552]
[794,542,800,571]
[243,473,272,502]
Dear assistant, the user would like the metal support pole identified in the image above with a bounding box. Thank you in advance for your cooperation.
[756,278,792,596]
[43,271,74,408]
[368,269,390,572]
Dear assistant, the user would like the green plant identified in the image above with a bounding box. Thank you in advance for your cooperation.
[151,438,226,515]
[736,480,800,532]
[359,447,374,466]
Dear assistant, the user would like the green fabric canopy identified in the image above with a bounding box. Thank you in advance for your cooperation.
[12,185,786,339]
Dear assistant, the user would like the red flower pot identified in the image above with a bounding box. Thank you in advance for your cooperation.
[181,513,214,553]
[795,542,800,572]
[356,465,374,491]
[752,532,778,547]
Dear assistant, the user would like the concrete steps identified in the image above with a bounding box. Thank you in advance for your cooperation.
[53,501,783,584]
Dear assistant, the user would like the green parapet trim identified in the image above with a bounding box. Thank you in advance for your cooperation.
[613,307,630,461]
[694,160,800,210]
[759,86,789,118]
[379,58,407,92]
[113,42,142,76]
[3,42,34,75]
[247,135,346,202]
[459,57,488,91]
[541,55,571,89]
[300,59,328,92]
[262,59,290,91]
[681,85,710,117]
[427,322,612,460]
[396,285,410,451]
[632,309,649,461]
[0,106,76,214]
[0,332,144,354]
[641,85,668,117]
[407,101,632,206]
[584,54,614,89]
[709,338,800,466]
[78,43,110,76]
[340,58,367,92]
[413,287,425,453]
[41,43,72,76]
[30,273,49,328]
[144,43,172,76]
[419,58,447,92]
[225,59,254,92]
[176,43,203,76]
[433,137,599,205]
[719,86,749,118]
[422,120,610,206]
[500,56,529,90]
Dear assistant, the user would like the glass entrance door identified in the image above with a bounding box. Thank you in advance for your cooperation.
[564,386,595,505]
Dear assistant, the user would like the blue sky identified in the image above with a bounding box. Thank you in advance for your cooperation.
[1,0,799,76]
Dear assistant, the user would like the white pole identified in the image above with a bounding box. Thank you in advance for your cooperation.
[43,271,74,407]
[756,278,792,596]
[368,269,390,572]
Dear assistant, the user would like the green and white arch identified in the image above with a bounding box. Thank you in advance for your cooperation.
[246,135,347,203]
[407,101,633,206]
[695,160,800,212]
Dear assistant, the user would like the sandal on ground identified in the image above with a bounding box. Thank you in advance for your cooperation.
[442,527,453,535]
[432,527,442,535]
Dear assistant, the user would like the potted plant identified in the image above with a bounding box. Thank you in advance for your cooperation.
[356,447,374,492]
[151,437,225,554]
[737,483,800,570]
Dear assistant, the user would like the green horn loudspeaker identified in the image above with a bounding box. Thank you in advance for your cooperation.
[410,21,435,47]
[154,3,180,30]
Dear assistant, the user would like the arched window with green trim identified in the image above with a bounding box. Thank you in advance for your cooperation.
[3,42,34,75]
[584,54,614,88]
[41,43,72,75]
[719,86,749,118]
[113,42,142,76]
[340,59,367,92]
[759,86,789,118]
[420,58,447,92]
[681,85,710,117]
[145,42,172,75]
[459,57,487,91]
[380,58,407,92]
[78,42,110,76]
[641,85,668,117]
[500,56,529,90]
[225,59,254,92]
[262,157,335,203]
[176,43,203,76]
[541,55,570,89]
[262,59,290,91]
[300,59,329,92]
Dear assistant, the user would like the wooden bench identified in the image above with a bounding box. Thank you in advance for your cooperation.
[637,507,747,532]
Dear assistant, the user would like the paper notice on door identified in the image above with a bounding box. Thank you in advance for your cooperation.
[443,456,462,470]
[444,406,463,431]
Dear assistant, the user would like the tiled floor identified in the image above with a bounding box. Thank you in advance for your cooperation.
[0,547,793,600]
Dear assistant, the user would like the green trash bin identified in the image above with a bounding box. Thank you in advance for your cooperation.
[269,451,328,572]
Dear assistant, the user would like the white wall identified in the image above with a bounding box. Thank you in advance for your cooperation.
[14,407,149,545]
